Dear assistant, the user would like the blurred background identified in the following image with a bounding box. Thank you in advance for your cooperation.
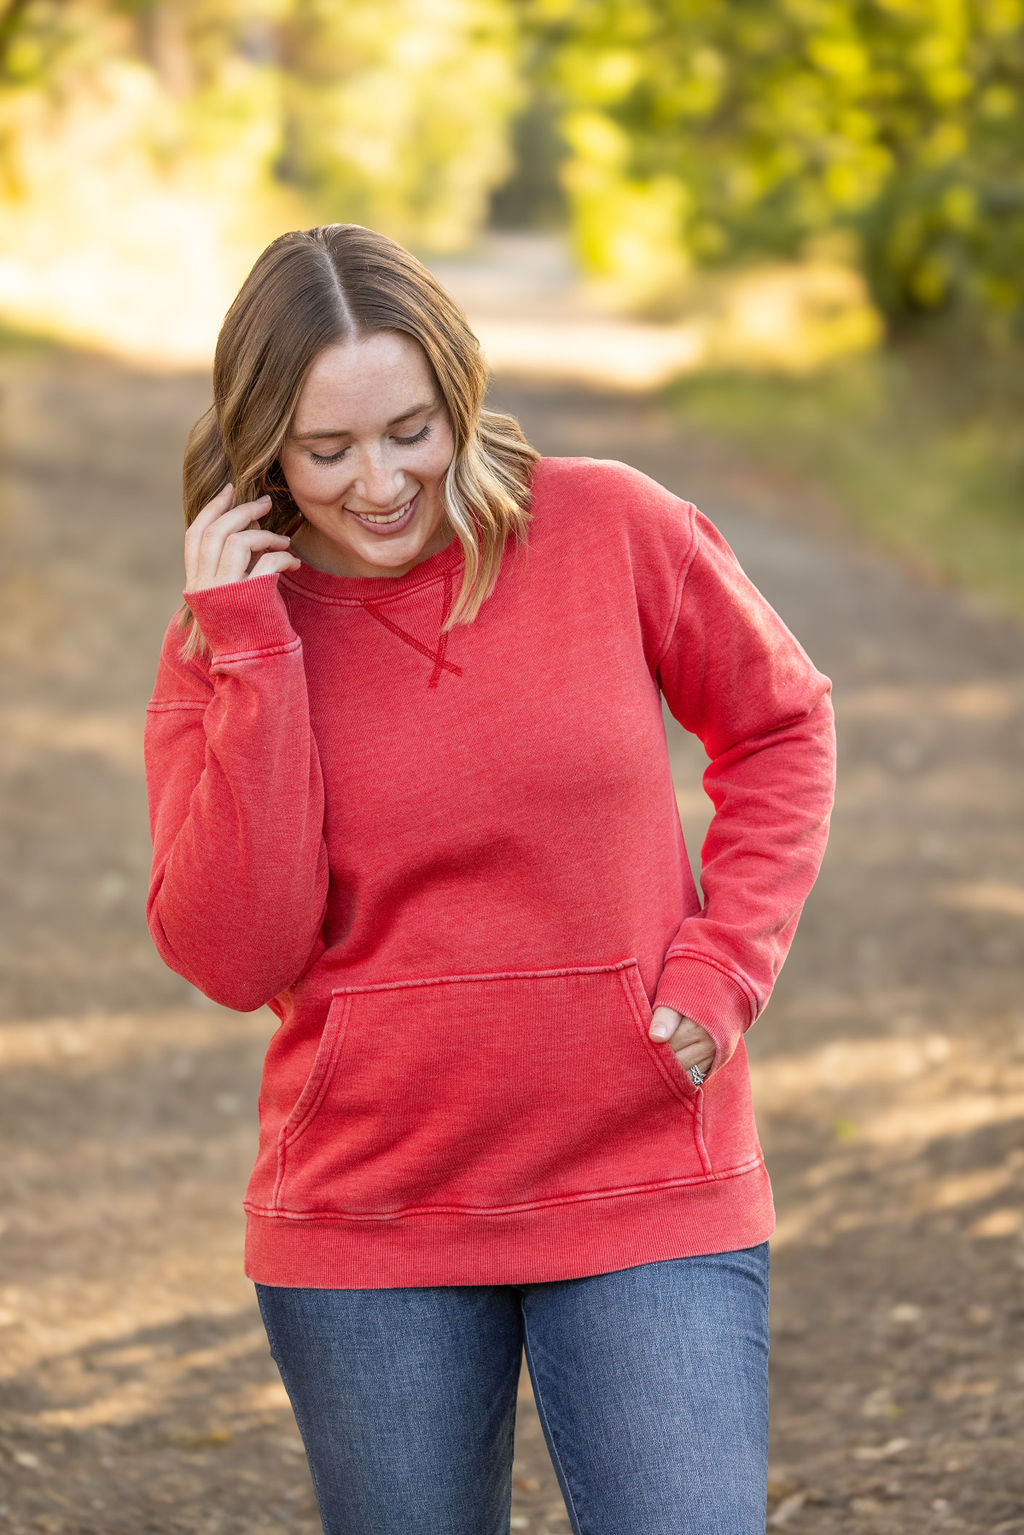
[1,3,1022,1533]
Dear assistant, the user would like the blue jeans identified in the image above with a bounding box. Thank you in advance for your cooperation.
[255,1239,771,1535]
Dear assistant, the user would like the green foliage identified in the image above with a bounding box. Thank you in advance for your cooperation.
[1,0,1021,349]
[517,0,1024,340]
[0,0,526,253]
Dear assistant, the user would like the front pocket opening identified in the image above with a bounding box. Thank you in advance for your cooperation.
[618,962,704,1106]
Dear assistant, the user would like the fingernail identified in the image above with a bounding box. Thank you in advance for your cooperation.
[650,1023,672,1039]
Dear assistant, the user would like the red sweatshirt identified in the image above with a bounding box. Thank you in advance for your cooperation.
[144,455,836,1288]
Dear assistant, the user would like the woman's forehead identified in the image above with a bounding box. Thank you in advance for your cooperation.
[292,334,437,435]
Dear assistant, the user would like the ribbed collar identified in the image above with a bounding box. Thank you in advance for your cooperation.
[279,532,467,605]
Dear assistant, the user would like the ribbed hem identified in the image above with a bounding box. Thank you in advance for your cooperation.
[243,1161,774,1288]
[183,572,298,662]
[652,952,756,1082]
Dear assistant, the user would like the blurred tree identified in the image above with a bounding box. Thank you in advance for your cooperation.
[3,0,1020,351]
[513,0,1024,343]
[487,79,570,228]
[0,0,527,348]
[261,0,526,249]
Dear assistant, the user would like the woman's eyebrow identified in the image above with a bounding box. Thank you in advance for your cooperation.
[292,399,438,441]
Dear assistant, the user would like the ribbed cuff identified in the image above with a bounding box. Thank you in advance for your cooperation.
[652,952,756,1081]
[183,572,297,662]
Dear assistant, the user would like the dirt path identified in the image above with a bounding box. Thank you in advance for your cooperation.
[0,342,1022,1535]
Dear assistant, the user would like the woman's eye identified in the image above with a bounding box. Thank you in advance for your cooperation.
[309,422,432,467]
[394,423,431,447]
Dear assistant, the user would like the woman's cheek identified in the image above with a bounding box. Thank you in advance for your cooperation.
[294,466,346,507]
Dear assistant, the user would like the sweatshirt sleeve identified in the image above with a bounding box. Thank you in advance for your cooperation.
[143,571,330,1012]
[651,500,836,1082]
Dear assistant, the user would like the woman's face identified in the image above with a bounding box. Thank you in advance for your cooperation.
[277,331,457,579]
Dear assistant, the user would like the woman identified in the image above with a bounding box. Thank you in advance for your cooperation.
[144,222,836,1535]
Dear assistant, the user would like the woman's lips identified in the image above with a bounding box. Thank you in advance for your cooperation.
[346,490,419,534]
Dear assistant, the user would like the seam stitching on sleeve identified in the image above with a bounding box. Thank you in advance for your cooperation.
[652,500,700,674]
[209,636,301,665]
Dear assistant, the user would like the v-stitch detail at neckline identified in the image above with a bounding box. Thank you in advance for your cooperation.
[362,566,463,688]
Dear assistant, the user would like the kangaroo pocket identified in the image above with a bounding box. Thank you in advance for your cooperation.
[269,959,714,1218]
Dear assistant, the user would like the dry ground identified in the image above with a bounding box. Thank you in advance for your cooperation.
[0,342,1022,1534]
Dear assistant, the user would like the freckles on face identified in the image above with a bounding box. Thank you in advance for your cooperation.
[275,332,458,576]
[279,333,455,515]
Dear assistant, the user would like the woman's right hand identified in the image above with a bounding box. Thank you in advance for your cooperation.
[184,481,303,592]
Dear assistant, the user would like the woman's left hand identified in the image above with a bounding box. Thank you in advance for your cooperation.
[649,1007,716,1081]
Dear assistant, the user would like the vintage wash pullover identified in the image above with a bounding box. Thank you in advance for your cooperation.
[144,456,836,1289]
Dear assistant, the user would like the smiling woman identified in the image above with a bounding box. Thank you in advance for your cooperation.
[176,222,539,660]
[276,332,457,579]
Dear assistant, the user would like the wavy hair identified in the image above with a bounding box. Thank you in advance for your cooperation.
[177,223,540,661]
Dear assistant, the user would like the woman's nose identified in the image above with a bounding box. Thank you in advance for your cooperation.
[351,446,404,508]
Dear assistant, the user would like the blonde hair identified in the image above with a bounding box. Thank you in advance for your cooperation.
[178,223,540,661]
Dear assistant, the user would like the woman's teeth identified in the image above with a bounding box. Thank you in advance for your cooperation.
[350,498,413,524]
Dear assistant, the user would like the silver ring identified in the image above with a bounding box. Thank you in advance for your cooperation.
[687,1063,706,1087]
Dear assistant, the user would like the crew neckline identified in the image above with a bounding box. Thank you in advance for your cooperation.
[280,531,467,604]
